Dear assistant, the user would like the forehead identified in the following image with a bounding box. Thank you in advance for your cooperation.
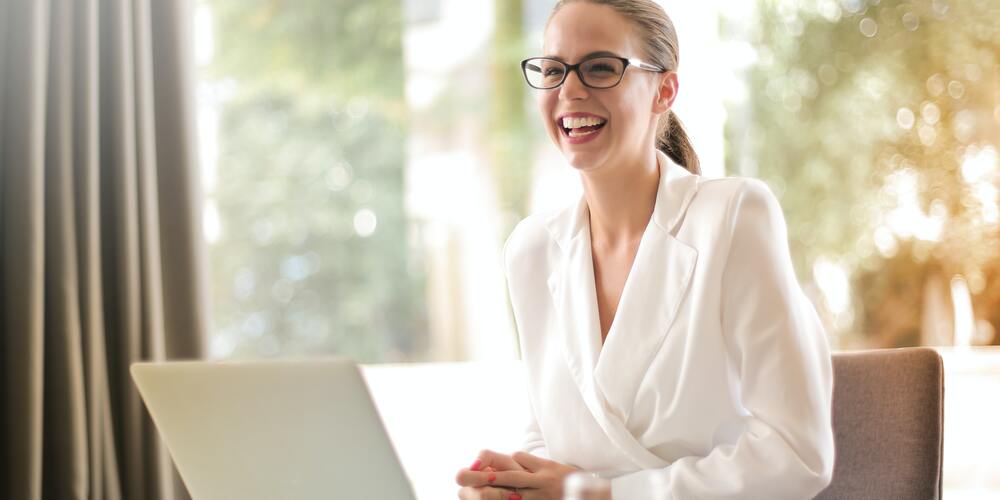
[543,2,638,60]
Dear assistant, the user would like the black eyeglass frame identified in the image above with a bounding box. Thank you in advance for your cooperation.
[520,55,666,90]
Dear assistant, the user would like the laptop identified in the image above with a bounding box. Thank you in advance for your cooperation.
[131,358,418,500]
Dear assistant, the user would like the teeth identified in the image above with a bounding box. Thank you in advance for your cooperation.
[561,116,606,129]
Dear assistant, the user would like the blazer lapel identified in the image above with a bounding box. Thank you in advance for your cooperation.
[544,152,701,468]
[548,223,670,468]
[546,197,602,395]
[593,220,698,421]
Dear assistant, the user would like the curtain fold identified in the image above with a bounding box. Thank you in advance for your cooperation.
[1,0,208,499]
[43,2,90,499]
[1,2,49,499]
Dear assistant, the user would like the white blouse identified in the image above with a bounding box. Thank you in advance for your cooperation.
[503,151,834,499]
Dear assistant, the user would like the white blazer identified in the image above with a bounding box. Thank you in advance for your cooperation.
[503,151,835,499]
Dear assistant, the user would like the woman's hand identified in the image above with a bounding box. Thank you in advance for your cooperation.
[457,485,521,500]
[456,450,526,500]
[456,451,579,500]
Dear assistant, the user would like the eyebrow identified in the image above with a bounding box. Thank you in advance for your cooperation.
[541,50,621,61]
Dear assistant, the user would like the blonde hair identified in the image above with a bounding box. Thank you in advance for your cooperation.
[547,0,701,174]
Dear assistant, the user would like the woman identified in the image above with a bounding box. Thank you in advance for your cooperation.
[455,1,835,499]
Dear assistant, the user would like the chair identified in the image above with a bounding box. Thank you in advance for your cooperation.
[814,347,944,500]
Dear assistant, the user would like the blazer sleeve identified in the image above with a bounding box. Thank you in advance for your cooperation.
[521,400,550,459]
[611,179,835,499]
[502,223,551,459]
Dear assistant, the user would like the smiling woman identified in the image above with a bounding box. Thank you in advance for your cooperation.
[455,1,835,499]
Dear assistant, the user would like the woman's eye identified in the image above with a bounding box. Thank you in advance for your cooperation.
[544,68,565,76]
[587,64,616,74]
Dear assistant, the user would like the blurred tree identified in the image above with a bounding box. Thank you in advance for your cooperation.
[491,0,535,231]
[204,0,427,361]
[729,0,1000,346]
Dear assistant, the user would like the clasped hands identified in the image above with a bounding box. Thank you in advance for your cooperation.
[454,449,579,500]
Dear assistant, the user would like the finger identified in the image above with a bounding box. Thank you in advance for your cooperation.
[459,486,492,500]
[511,451,549,472]
[456,469,475,487]
[473,449,525,472]
[484,486,517,500]
[513,489,540,500]
[456,469,500,487]
[491,470,543,489]
[457,468,539,489]
[458,486,517,500]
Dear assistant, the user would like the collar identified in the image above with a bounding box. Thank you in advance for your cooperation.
[544,150,700,251]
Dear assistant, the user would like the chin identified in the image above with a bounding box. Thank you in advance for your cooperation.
[560,148,609,172]
[548,124,617,173]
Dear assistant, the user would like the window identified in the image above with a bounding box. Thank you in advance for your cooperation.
[197,0,1000,361]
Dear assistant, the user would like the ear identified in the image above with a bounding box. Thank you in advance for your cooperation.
[652,71,679,115]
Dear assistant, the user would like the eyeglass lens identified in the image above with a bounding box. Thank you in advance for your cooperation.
[523,57,626,89]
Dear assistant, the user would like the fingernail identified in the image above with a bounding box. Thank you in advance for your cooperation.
[508,494,521,500]
[484,466,496,473]
[487,473,496,484]
[470,459,482,471]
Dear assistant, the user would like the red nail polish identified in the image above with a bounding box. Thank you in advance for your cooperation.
[470,459,482,471]
[508,494,521,500]
[487,472,496,484]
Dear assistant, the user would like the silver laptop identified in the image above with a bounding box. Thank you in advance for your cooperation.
[131,358,418,500]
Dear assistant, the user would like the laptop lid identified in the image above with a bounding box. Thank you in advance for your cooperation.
[131,358,418,500]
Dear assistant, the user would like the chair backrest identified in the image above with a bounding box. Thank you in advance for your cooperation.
[814,347,944,500]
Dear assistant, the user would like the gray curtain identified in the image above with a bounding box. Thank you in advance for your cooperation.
[0,0,209,499]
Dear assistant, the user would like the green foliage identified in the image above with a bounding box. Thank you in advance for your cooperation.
[491,0,536,231]
[206,0,426,361]
[731,0,1000,344]
[209,0,405,104]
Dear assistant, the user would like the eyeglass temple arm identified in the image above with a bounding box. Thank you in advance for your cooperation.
[628,58,666,72]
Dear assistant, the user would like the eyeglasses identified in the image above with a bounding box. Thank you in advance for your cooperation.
[520,55,665,90]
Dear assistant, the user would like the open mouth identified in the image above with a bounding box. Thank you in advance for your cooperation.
[560,116,608,138]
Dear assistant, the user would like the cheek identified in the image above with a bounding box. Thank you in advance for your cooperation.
[537,93,559,132]
[537,92,555,117]
[609,91,650,136]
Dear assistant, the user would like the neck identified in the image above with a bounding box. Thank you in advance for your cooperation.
[580,151,660,248]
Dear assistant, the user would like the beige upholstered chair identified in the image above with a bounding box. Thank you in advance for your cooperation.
[814,347,945,500]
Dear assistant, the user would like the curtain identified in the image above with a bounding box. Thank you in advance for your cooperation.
[0,0,209,499]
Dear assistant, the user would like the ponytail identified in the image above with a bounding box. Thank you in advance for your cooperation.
[657,110,700,175]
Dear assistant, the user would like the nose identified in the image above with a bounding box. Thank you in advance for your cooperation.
[559,69,589,100]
